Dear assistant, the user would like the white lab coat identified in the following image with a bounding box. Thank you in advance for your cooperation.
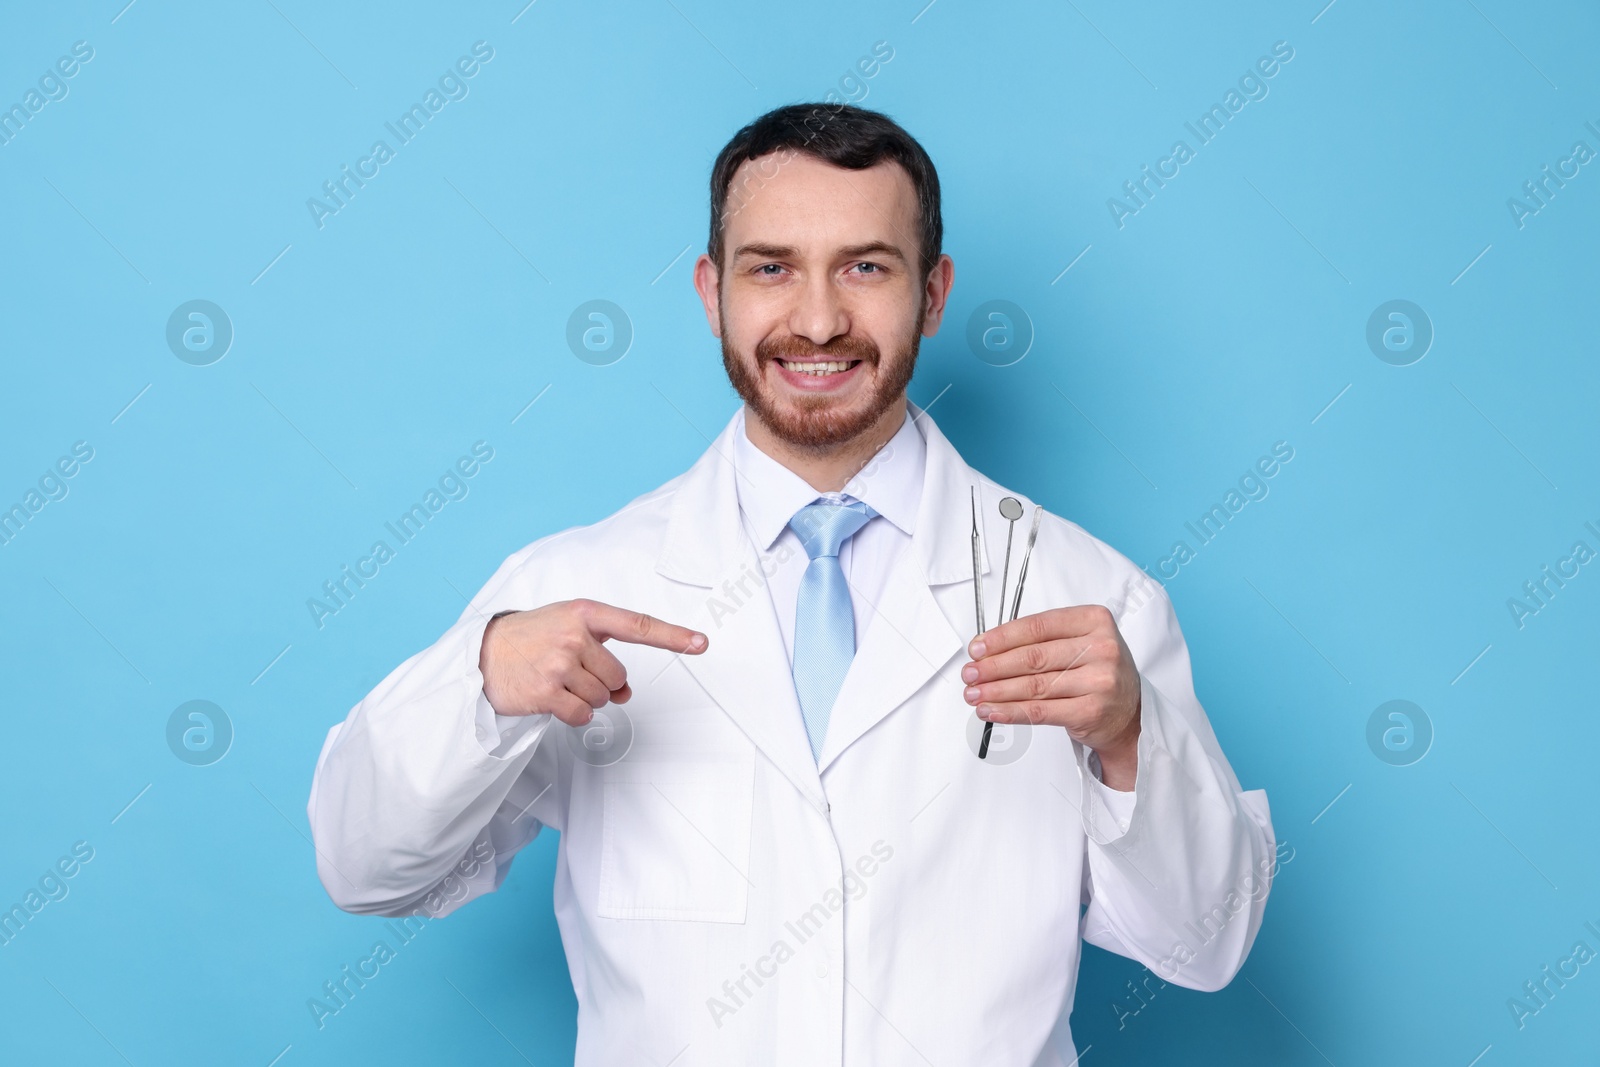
[308,407,1275,1066]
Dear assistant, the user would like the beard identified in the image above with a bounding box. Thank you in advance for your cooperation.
[720,301,924,451]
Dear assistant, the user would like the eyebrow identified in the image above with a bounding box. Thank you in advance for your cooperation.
[731,240,908,264]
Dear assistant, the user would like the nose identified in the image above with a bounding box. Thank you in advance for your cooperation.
[787,271,850,347]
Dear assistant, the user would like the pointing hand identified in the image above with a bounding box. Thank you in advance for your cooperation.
[480,599,708,725]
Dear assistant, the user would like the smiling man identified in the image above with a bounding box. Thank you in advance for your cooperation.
[309,103,1276,1065]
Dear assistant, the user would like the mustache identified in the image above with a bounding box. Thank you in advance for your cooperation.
[755,333,880,365]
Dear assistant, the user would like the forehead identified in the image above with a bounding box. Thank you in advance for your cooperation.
[723,152,917,253]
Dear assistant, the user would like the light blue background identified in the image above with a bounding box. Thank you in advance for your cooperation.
[2,1,1596,1063]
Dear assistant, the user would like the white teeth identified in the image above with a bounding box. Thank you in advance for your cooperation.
[780,359,856,376]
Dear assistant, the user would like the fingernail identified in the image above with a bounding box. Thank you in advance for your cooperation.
[961,664,978,683]
[980,706,1003,723]
[964,686,980,704]
[688,633,707,652]
[969,640,987,658]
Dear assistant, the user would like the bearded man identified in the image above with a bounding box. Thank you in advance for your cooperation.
[309,103,1276,1066]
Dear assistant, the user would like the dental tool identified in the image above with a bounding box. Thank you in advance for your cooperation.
[1008,505,1043,626]
[970,487,985,638]
[979,502,1044,760]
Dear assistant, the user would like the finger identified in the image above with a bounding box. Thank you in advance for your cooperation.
[961,636,1097,684]
[576,600,708,654]
[964,663,1111,707]
[609,682,633,705]
[544,689,599,726]
[578,638,629,692]
[976,694,1099,728]
[969,605,1112,659]
[561,667,613,712]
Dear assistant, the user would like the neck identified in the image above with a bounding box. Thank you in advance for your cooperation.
[744,397,907,493]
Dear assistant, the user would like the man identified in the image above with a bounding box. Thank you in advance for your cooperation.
[308,103,1275,1065]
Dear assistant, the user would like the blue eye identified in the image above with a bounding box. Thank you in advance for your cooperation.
[757,264,785,275]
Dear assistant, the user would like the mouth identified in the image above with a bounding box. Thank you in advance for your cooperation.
[773,358,863,378]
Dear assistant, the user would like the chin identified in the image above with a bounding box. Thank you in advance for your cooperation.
[760,392,886,451]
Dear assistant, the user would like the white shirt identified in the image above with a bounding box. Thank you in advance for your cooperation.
[729,405,925,666]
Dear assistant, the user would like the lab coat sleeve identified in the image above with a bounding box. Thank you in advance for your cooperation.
[1073,575,1277,992]
[306,545,564,918]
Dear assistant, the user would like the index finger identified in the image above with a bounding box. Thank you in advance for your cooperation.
[577,600,708,654]
[969,605,1112,658]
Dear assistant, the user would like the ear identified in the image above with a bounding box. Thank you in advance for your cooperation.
[919,254,956,337]
[692,253,723,338]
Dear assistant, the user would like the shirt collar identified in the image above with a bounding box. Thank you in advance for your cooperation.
[732,405,926,552]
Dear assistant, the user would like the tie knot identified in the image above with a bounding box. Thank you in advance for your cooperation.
[789,500,877,560]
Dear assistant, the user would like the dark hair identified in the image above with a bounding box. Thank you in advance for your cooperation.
[708,103,943,278]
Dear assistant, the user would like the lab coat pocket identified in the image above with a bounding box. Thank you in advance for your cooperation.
[596,746,755,923]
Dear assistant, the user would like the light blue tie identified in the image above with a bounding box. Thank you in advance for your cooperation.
[789,499,878,761]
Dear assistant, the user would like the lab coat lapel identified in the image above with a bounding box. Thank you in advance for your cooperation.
[654,416,828,814]
[816,410,987,772]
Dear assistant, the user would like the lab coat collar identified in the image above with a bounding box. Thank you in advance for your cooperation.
[654,414,824,810]
[656,400,984,788]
